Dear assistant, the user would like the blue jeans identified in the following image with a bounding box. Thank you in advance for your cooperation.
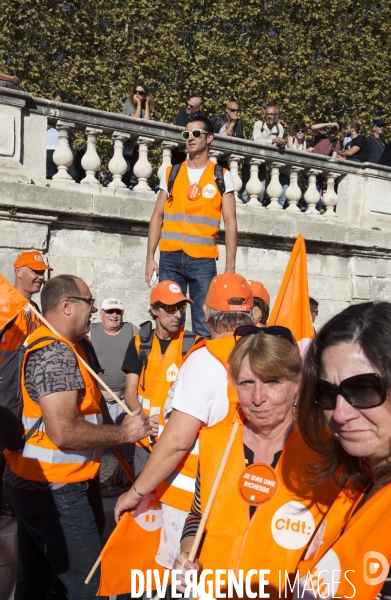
[159,251,217,338]
[4,478,107,600]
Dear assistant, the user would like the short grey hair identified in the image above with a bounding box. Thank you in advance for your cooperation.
[206,306,254,334]
[266,104,280,115]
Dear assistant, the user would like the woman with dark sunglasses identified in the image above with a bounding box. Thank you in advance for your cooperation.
[295,302,391,599]
[287,121,308,151]
[173,329,340,597]
[121,81,155,187]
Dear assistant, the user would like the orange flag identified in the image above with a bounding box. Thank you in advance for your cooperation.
[268,234,314,355]
[98,493,170,596]
[0,272,28,331]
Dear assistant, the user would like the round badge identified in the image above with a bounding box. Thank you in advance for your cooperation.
[187,184,202,201]
[202,184,217,198]
[238,462,278,506]
[168,283,181,293]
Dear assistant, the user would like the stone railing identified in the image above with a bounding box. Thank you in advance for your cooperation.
[1,86,391,228]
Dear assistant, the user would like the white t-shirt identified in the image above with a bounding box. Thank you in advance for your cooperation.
[170,347,229,426]
[159,164,235,194]
[47,127,60,150]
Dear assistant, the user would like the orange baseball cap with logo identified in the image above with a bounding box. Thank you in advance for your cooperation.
[150,280,193,305]
[205,273,253,312]
[14,251,53,271]
[247,280,270,307]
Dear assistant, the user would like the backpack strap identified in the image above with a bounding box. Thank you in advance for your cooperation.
[137,321,154,391]
[330,139,338,155]
[213,164,226,196]
[181,331,203,359]
[167,163,182,199]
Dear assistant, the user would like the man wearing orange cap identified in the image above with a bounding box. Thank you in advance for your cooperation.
[0,251,52,366]
[247,279,270,327]
[115,273,254,571]
[122,280,199,476]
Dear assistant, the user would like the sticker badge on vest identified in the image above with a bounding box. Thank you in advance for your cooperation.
[187,184,202,201]
[238,462,278,506]
[271,501,315,550]
[202,183,217,198]
[133,493,162,532]
[166,362,179,382]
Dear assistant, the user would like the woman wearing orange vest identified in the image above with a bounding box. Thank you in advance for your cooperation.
[294,301,391,600]
[174,328,342,599]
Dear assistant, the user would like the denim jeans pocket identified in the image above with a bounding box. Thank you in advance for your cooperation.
[56,480,89,499]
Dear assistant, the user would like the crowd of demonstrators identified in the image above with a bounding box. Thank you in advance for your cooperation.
[145,113,237,340]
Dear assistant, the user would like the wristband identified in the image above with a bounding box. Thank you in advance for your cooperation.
[133,484,146,498]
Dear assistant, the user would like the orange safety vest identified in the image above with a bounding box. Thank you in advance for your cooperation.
[294,484,391,600]
[4,325,103,483]
[198,415,345,598]
[0,303,41,365]
[156,334,237,513]
[135,327,188,451]
[160,161,224,259]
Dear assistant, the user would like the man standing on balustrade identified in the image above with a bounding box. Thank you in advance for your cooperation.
[145,114,237,338]
[241,105,287,206]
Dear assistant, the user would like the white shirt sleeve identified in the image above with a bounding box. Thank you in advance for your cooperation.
[170,347,229,426]
[159,167,169,193]
[223,170,235,194]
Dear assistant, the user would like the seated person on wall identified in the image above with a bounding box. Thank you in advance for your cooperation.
[367,119,387,164]
[338,120,369,163]
[122,81,154,187]
[241,105,287,207]
[295,302,391,599]
[173,328,341,599]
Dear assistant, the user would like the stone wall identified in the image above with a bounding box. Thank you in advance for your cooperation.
[1,182,391,330]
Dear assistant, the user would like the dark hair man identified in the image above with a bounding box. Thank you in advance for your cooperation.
[367,119,387,164]
[339,121,369,163]
[3,274,152,599]
[145,114,237,339]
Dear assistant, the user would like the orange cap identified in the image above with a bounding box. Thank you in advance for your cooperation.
[150,280,193,305]
[247,280,270,307]
[205,273,253,312]
[14,251,53,271]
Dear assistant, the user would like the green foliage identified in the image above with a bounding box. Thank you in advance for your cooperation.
[1,0,390,139]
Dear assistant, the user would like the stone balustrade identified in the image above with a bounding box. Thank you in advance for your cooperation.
[1,86,391,229]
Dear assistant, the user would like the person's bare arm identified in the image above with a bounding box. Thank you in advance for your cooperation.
[339,145,360,158]
[130,97,142,118]
[40,390,152,448]
[311,122,338,132]
[124,372,142,412]
[145,189,167,284]
[144,98,150,120]
[287,136,294,149]
[114,410,202,522]
[132,324,139,337]
[222,192,237,273]
[0,73,20,86]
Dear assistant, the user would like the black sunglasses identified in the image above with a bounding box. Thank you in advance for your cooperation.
[315,373,388,410]
[228,108,239,113]
[155,302,187,314]
[296,129,306,133]
[68,296,95,307]
[233,325,296,346]
[104,308,123,315]
[134,89,147,96]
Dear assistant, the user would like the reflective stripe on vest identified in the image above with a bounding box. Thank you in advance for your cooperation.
[160,232,217,246]
[4,326,103,484]
[160,161,223,259]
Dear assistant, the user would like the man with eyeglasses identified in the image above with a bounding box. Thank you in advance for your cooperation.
[146,113,237,339]
[242,105,287,205]
[3,274,152,599]
[367,119,387,164]
[211,101,243,138]
[115,274,253,573]
[175,95,202,127]
[122,281,198,476]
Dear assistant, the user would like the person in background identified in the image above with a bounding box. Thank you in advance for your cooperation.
[247,279,270,327]
[211,100,243,138]
[367,119,387,164]
[339,121,369,163]
[342,118,362,149]
[288,121,308,151]
[0,72,21,89]
[309,297,319,323]
[175,96,202,127]
[122,81,154,187]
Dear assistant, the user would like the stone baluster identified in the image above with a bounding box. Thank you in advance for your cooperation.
[304,168,322,215]
[228,154,244,204]
[209,149,224,164]
[266,162,284,210]
[158,141,178,180]
[285,166,304,213]
[108,131,130,191]
[52,121,75,182]
[323,172,339,218]
[80,127,103,187]
[245,158,264,206]
[133,136,155,192]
